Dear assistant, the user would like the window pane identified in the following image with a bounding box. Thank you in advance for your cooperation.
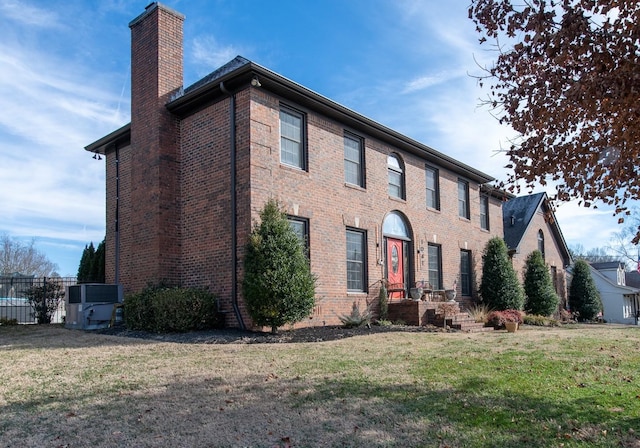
[280,109,303,168]
[460,250,471,296]
[346,230,366,291]
[426,166,439,209]
[344,135,362,186]
[388,154,403,199]
[458,180,469,218]
[428,244,441,290]
[480,195,489,230]
[388,171,402,198]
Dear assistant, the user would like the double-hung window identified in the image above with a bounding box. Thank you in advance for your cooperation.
[425,165,440,210]
[458,179,470,219]
[288,216,309,257]
[460,250,472,296]
[280,106,306,169]
[428,243,442,290]
[346,229,367,292]
[344,133,365,187]
[388,154,404,199]
[480,194,489,230]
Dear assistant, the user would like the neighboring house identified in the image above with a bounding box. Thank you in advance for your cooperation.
[589,262,640,325]
[86,3,560,329]
[502,192,572,304]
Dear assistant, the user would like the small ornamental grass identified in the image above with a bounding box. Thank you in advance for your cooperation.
[339,301,373,328]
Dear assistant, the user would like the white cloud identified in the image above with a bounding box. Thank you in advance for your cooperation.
[0,0,62,28]
[191,35,241,76]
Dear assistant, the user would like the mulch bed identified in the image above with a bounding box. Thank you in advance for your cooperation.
[94,323,447,344]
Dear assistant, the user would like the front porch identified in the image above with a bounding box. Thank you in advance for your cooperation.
[387,299,491,332]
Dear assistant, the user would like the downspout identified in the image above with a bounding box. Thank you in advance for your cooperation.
[220,81,246,330]
[114,145,120,285]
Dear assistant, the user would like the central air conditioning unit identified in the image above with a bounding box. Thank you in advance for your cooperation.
[65,284,123,330]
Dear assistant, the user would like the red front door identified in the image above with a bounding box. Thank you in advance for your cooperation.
[386,238,405,299]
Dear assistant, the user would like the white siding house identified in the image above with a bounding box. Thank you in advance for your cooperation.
[589,262,640,325]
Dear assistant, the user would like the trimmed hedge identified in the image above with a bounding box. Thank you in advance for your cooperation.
[124,285,221,333]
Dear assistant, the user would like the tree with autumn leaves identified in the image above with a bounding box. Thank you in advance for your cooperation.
[469,1,640,242]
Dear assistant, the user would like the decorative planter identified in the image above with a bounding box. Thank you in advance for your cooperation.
[445,289,457,302]
[409,287,423,301]
[505,322,519,333]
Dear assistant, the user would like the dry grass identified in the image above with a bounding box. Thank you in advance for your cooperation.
[1,324,640,447]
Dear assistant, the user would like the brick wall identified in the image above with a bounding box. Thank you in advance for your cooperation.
[122,3,184,291]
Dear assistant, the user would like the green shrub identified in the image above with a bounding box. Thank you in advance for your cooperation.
[378,282,388,321]
[243,199,316,334]
[523,314,560,327]
[479,237,524,310]
[124,285,221,333]
[523,250,559,316]
[24,279,65,324]
[569,260,602,321]
[0,317,18,326]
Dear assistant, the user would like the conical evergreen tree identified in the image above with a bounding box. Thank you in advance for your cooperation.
[242,199,316,333]
[77,242,95,283]
[523,250,559,316]
[569,259,602,321]
[92,239,106,283]
[479,237,524,310]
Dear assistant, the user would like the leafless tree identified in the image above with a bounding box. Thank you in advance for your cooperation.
[0,233,59,277]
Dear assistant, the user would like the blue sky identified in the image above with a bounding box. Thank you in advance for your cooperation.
[0,0,628,276]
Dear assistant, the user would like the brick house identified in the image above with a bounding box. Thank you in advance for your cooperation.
[86,3,565,329]
[502,192,572,306]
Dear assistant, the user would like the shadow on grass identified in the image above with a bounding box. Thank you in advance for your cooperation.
[2,368,638,448]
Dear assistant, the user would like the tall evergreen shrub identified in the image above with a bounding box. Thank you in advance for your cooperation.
[523,250,560,316]
[569,259,602,321]
[479,237,524,310]
[242,199,316,333]
[77,239,105,283]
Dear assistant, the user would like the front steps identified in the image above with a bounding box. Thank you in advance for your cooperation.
[387,300,493,333]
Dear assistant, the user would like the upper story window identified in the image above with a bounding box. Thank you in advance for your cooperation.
[480,194,489,230]
[425,165,440,210]
[538,230,545,258]
[344,133,365,187]
[280,106,306,170]
[387,154,404,199]
[458,179,470,219]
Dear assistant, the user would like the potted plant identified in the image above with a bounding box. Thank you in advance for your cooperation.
[486,309,523,332]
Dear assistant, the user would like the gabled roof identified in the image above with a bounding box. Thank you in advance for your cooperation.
[588,263,640,294]
[591,261,624,271]
[87,56,495,184]
[626,270,640,288]
[502,192,572,266]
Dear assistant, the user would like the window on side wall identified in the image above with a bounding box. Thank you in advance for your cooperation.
[346,228,367,292]
[538,230,545,259]
[428,243,442,290]
[480,194,489,230]
[387,154,405,199]
[288,216,309,257]
[460,250,472,296]
[425,165,440,210]
[458,179,470,219]
[280,106,306,170]
[344,132,365,188]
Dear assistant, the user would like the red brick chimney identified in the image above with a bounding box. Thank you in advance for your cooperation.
[127,3,184,289]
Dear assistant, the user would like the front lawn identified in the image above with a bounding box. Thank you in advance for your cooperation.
[1,324,638,447]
